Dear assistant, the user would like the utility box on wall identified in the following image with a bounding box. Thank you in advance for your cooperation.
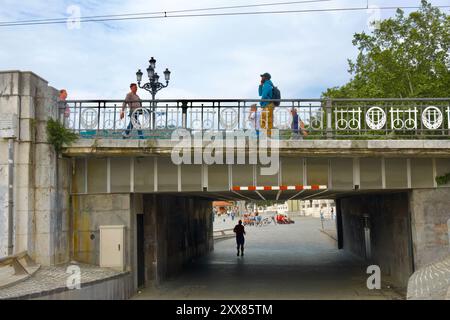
[99,225,125,271]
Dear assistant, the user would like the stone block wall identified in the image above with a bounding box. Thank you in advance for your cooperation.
[0,70,70,265]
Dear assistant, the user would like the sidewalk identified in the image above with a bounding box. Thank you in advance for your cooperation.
[0,263,127,300]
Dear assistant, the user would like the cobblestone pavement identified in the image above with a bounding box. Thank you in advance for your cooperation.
[134,217,405,300]
[0,263,125,300]
[407,255,450,300]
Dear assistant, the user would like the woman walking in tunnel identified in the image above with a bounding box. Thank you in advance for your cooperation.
[233,220,246,257]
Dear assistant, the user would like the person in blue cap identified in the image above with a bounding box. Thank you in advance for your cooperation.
[259,72,274,137]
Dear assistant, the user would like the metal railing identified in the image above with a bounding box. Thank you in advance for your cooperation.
[58,98,450,139]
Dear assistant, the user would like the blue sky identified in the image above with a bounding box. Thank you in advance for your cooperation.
[0,0,448,99]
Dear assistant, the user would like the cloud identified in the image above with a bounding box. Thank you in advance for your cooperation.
[0,0,448,99]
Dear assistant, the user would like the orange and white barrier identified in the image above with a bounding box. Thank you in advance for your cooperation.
[231,185,327,191]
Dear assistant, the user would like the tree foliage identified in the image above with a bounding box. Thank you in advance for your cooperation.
[323,1,450,98]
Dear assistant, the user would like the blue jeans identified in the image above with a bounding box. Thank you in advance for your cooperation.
[124,112,144,139]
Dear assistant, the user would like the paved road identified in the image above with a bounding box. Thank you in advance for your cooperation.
[134,217,404,300]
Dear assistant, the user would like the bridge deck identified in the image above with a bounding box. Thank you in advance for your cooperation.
[65,140,450,200]
[63,139,450,157]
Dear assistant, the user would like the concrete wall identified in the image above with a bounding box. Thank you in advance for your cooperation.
[143,195,214,286]
[71,194,133,267]
[0,70,70,265]
[71,193,214,291]
[339,192,414,289]
[410,188,450,269]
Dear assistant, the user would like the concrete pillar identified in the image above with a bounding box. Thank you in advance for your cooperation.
[410,188,450,269]
[339,192,414,288]
[0,70,68,265]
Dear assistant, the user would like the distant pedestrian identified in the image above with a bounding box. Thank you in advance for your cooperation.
[233,220,246,256]
[290,107,307,140]
[58,89,70,126]
[120,83,144,139]
[248,104,261,137]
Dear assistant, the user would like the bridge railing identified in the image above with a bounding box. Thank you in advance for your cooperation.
[58,98,450,139]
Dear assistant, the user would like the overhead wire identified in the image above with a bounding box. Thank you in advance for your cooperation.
[0,0,332,26]
[0,1,449,27]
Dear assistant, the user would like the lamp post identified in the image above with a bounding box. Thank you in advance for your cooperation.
[136,57,171,100]
[136,57,171,129]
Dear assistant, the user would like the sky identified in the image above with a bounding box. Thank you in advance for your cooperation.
[0,0,449,100]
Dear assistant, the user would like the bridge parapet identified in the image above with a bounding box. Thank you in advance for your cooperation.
[60,98,450,140]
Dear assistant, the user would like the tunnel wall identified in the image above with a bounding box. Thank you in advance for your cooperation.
[410,188,450,269]
[143,195,214,286]
[71,193,134,268]
[340,192,414,289]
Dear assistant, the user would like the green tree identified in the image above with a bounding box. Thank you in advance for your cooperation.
[323,1,450,98]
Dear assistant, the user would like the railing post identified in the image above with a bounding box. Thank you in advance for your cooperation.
[326,98,333,139]
[181,101,188,129]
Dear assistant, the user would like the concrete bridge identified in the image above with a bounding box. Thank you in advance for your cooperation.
[0,70,449,299]
[66,138,450,201]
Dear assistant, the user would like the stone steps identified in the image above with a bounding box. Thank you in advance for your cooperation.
[0,252,40,289]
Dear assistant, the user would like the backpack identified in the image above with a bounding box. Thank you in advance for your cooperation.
[272,86,281,106]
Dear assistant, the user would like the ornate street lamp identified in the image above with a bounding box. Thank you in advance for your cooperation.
[136,56,171,100]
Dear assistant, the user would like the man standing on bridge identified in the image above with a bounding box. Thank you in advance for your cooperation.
[233,220,246,257]
[120,83,144,139]
[259,72,274,137]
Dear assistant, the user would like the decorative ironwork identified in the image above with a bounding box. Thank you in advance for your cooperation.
[447,107,450,130]
[335,107,361,130]
[422,106,443,130]
[61,98,450,139]
[274,108,292,129]
[365,106,387,130]
[130,108,151,130]
[220,108,238,130]
[390,108,418,130]
[80,108,98,129]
